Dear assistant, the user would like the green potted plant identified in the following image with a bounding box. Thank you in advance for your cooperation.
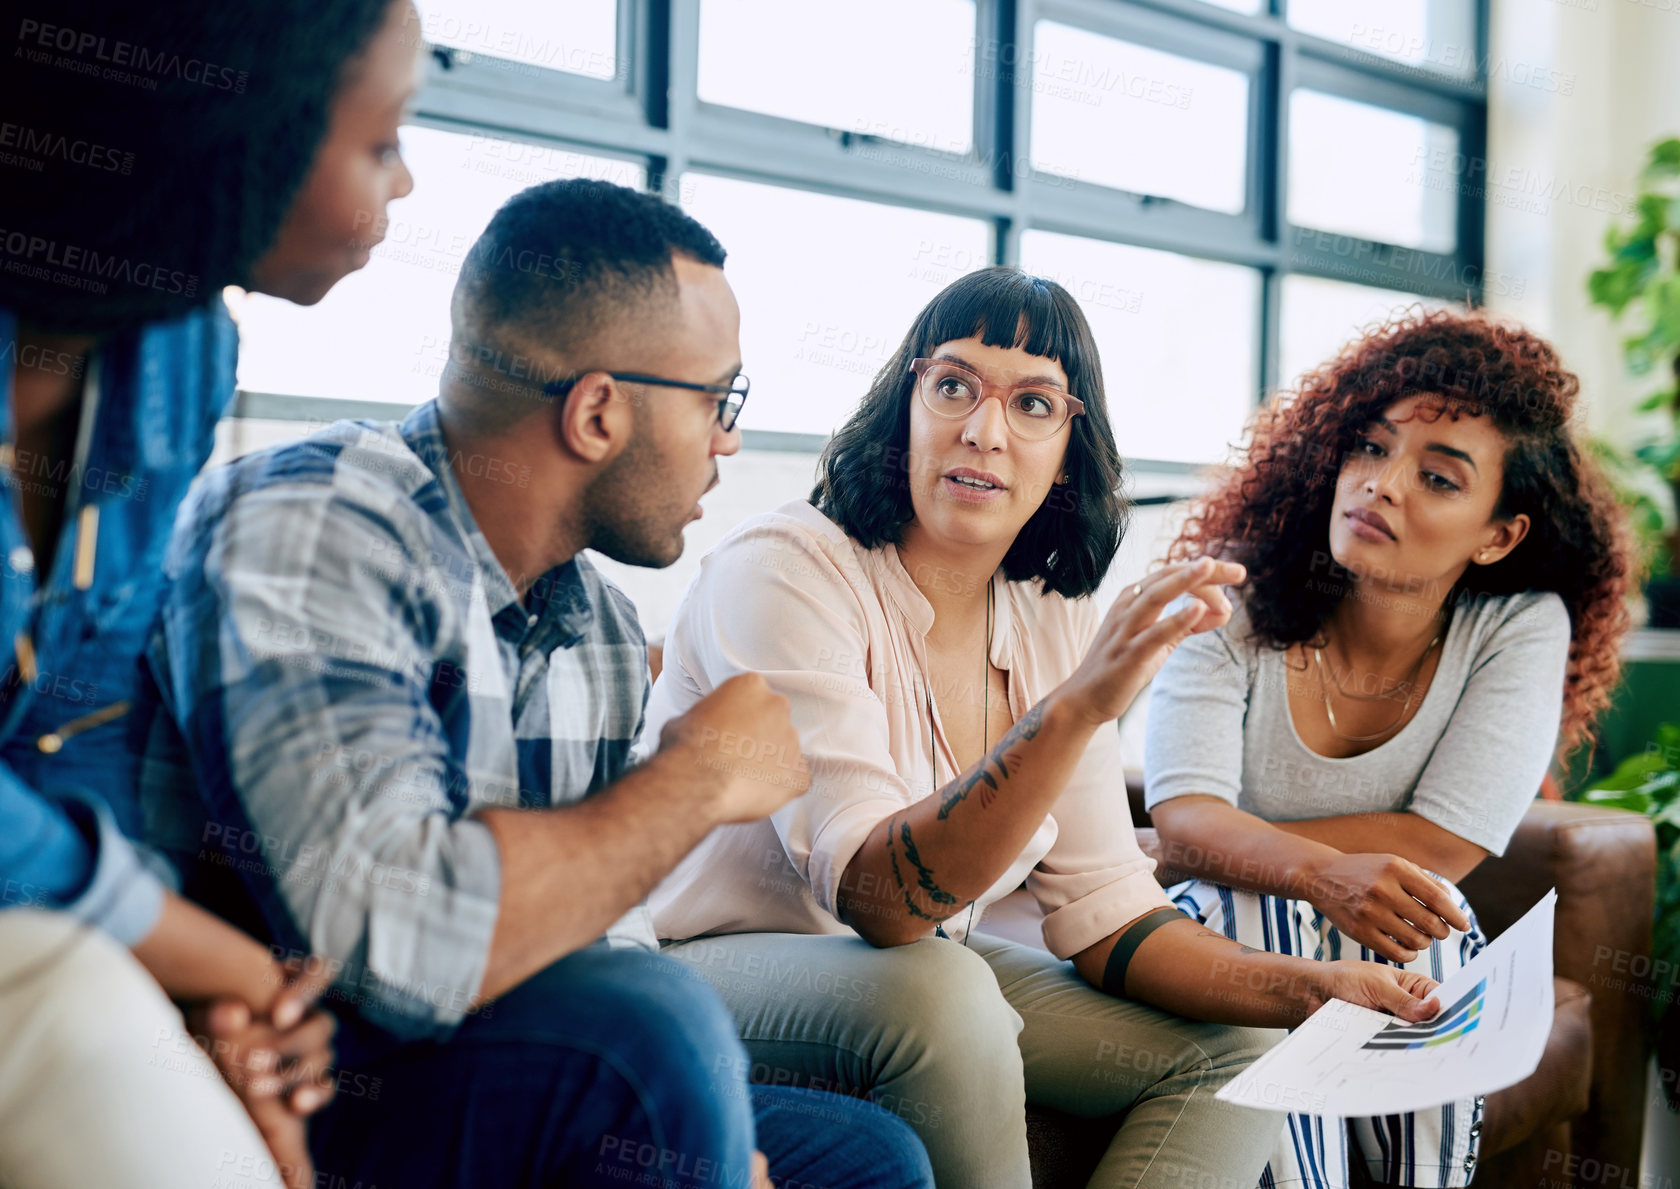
[1576,723,1680,1109]
[1588,137,1680,626]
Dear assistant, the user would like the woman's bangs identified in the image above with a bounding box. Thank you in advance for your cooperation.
[919,271,1085,378]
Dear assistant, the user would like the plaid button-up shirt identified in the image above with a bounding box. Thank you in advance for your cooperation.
[143,400,650,1039]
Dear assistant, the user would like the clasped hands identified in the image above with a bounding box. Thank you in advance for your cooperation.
[184,955,339,1189]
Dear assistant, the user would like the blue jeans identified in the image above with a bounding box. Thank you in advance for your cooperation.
[311,944,933,1189]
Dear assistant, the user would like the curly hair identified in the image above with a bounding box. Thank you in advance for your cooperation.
[0,0,400,332]
[1169,306,1634,758]
[812,266,1127,599]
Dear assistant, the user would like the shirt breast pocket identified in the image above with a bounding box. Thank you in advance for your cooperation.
[85,577,142,630]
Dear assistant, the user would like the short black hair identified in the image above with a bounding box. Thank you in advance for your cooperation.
[0,0,400,332]
[812,266,1128,599]
[450,177,726,368]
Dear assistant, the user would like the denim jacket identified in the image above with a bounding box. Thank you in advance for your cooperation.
[0,303,236,943]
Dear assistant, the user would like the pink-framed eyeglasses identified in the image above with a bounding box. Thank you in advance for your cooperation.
[908,358,1085,441]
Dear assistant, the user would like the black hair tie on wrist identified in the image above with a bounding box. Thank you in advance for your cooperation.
[1102,907,1188,998]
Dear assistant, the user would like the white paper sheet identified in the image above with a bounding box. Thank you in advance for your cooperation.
[1216,889,1557,1116]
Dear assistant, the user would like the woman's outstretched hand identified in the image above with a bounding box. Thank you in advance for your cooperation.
[1056,556,1247,727]
[1308,961,1442,1023]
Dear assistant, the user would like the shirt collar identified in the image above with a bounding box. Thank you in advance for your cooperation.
[401,401,596,648]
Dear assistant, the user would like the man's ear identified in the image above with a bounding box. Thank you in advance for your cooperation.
[555,372,634,465]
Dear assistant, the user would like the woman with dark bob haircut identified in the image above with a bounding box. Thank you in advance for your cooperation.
[641,267,1442,1188]
[1144,308,1633,1189]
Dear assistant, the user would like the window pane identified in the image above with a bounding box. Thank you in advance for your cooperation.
[1029,22,1249,214]
[1278,275,1446,390]
[1019,231,1259,464]
[1288,90,1457,253]
[1288,0,1476,77]
[1199,0,1262,11]
[235,126,644,406]
[681,174,990,436]
[697,0,974,154]
[420,0,617,78]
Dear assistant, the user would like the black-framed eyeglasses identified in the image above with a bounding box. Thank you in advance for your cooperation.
[542,370,751,432]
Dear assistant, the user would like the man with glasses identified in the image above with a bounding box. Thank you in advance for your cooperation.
[142,178,934,1189]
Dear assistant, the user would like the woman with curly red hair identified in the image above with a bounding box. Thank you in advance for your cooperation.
[1143,307,1633,1189]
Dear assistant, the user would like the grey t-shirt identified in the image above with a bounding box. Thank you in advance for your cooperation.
[1143,590,1571,855]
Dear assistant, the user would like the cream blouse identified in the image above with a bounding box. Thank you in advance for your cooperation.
[642,500,1171,957]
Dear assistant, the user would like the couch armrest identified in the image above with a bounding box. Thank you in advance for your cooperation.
[1458,801,1654,948]
[1457,801,1656,1186]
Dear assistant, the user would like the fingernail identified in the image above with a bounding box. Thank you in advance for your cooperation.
[274,997,302,1030]
[294,1086,324,1112]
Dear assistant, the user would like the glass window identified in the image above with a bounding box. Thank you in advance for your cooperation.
[697,0,974,154]
[681,173,990,437]
[419,0,618,79]
[1028,22,1249,214]
[1287,90,1458,253]
[1277,275,1446,390]
[234,125,644,407]
[1019,231,1260,464]
[1288,0,1477,77]
[1199,0,1263,11]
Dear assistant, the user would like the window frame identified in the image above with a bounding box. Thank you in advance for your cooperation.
[239,0,1489,475]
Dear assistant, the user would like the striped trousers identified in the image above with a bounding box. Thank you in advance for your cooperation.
[1167,879,1488,1188]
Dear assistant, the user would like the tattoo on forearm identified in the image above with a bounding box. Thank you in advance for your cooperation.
[1195,928,1259,956]
[886,816,940,921]
[936,703,1045,820]
[900,819,959,909]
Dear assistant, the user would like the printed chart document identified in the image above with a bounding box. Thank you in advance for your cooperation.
[1216,889,1557,1116]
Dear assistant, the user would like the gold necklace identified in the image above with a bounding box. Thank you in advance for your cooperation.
[1312,630,1441,743]
[1320,654,1417,703]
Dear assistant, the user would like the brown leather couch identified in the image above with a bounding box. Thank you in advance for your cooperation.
[1015,788,1657,1188]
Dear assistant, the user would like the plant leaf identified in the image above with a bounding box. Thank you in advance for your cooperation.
[1646,138,1680,180]
[1582,786,1654,813]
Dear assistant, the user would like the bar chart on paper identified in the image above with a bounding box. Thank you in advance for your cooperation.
[1362,979,1485,1050]
[1217,891,1556,1117]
